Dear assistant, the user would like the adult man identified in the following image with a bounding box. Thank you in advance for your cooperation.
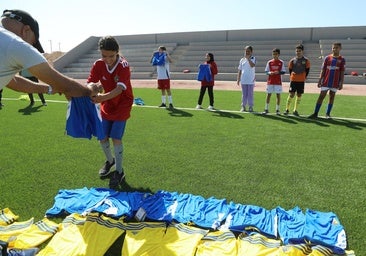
[0,9,98,98]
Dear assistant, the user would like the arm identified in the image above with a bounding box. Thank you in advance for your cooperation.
[28,62,96,97]
[237,70,242,86]
[7,76,50,94]
[92,85,124,103]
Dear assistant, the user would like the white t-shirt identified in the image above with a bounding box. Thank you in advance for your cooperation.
[238,56,256,85]
[0,26,46,89]
[156,54,170,80]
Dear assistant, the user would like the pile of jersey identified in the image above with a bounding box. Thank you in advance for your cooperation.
[0,187,356,255]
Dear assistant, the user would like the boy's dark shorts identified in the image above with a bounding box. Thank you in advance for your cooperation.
[289,81,305,94]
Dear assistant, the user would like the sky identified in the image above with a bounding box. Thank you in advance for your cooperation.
[2,0,365,53]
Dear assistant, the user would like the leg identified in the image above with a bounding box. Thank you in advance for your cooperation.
[38,93,46,105]
[207,86,214,107]
[28,93,35,106]
[197,86,207,105]
[247,85,254,111]
[326,91,336,116]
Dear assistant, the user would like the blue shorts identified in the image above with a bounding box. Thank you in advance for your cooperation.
[102,119,127,140]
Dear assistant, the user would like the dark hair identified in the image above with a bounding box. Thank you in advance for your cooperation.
[333,42,342,48]
[98,36,119,51]
[159,46,167,51]
[272,48,280,54]
[245,45,253,52]
[207,52,214,62]
[296,44,304,51]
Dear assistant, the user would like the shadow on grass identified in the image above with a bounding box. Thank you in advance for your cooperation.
[18,104,43,115]
[167,107,193,117]
[211,110,244,119]
[286,115,366,130]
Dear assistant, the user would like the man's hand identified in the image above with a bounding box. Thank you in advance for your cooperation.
[87,82,103,96]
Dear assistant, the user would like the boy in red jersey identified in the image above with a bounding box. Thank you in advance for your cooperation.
[262,48,286,115]
[309,42,345,119]
[88,36,134,189]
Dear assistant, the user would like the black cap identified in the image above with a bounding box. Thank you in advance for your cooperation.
[2,9,44,53]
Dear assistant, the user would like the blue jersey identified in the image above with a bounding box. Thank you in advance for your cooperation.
[197,64,212,82]
[65,97,105,140]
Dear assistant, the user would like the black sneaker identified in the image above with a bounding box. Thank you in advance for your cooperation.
[169,103,174,109]
[283,109,289,115]
[325,114,332,119]
[158,103,166,108]
[276,110,281,115]
[262,109,269,115]
[308,113,318,119]
[99,159,115,177]
[109,171,126,189]
[293,110,299,116]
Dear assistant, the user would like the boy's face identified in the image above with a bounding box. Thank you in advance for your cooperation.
[101,49,118,67]
[296,49,303,58]
[332,44,341,56]
[272,52,279,59]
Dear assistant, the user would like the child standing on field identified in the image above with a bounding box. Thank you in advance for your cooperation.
[237,45,256,112]
[308,42,345,119]
[196,52,218,110]
[151,46,173,109]
[88,36,134,189]
[262,48,286,115]
[284,44,310,116]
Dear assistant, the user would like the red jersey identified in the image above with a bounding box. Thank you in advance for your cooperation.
[87,56,134,121]
[201,61,218,86]
[320,55,346,88]
[265,59,286,85]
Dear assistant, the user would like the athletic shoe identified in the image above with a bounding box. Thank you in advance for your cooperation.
[240,107,246,112]
[42,102,47,106]
[308,113,318,119]
[283,109,289,115]
[7,248,39,256]
[207,105,214,110]
[109,171,126,189]
[325,114,332,119]
[293,110,299,116]
[99,159,115,177]
[169,103,174,109]
[276,110,281,115]
[262,109,269,115]
[248,107,253,112]
[196,104,203,109]
[158,103,166,108]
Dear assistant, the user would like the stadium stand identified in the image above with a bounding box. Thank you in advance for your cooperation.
[55,27,366,84]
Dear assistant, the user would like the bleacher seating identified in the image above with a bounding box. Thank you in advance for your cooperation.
[60,38,366,84]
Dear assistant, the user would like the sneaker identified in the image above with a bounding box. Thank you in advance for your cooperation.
[308,113,318,119]
[0,102,4,107]
[169,103,174,109]
[99,159,115,177]
[276,110,281,115]
[196,104,203,109]
[158,103,166,108]
[248,107,253,112]
[293,110,299,116]
[262,109,269,115]
[325,114,332,119]
[109,171,126,189]
[283,109,289,115]
[8,248,39,256]
[240,107,246,112]
[207,105,214,110]
[42,102,47,106]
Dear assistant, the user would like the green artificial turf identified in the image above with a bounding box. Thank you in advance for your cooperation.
[0,87,365,253]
